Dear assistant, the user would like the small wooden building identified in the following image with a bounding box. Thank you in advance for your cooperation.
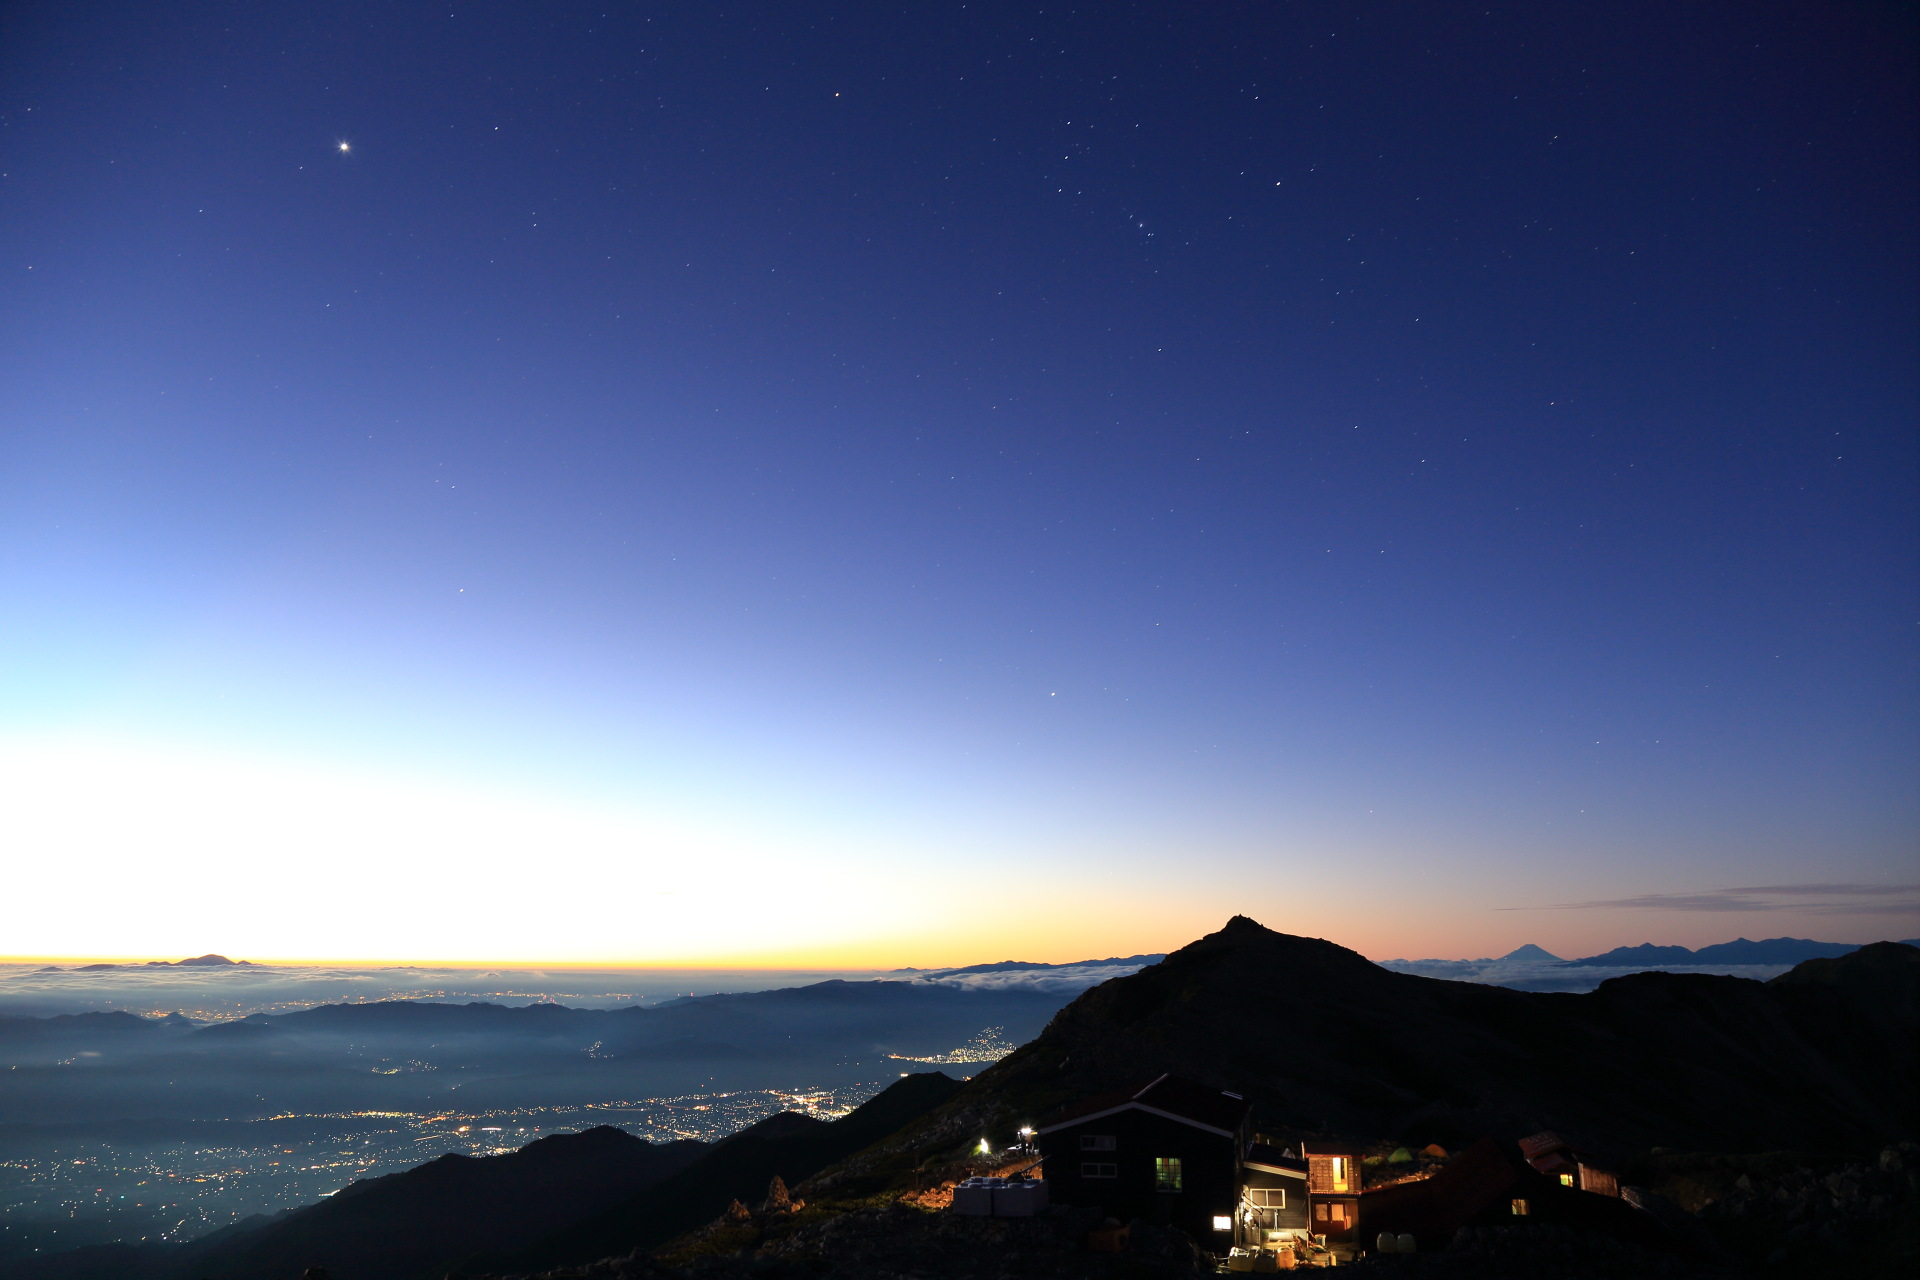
[1518,1130,1619,1197]
[1035,1074,1251,1244]
[1238,1141,1309,1244]
[1301,1141,1364,1247]
[1358,1137,1666,1254]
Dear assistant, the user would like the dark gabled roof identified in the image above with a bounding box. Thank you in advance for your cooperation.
[1361,1138,1671,1252]
[1518,1131,1569,1161]
[1137,1075,1253,1132]
[1299,1141,1365,1157]
[1527,1151,1577,1176]
[1036,1074,1251,1138]
[1243,1142,1308,1175]
[1036,1081,1156,1130]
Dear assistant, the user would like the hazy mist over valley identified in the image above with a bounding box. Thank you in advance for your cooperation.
[0,955,1158,1260]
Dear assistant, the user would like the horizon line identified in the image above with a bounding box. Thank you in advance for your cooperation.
[5,931,1911,972]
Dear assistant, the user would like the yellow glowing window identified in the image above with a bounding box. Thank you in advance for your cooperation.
[1559,1172,1574,1187]
[1155,1157,1184,1192]
[1330,1157,1350,1191]
[1511,1198,1530,1216]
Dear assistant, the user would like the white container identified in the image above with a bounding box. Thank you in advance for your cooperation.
[992,1180,1049,1216]
[952,1181,994,1216]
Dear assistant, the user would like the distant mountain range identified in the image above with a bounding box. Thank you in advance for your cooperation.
[51,954,257,972]
[0,975,1071,1127]
[903,954,1166,978]
[1377,935,1920,991]
[1557,936,1920,967]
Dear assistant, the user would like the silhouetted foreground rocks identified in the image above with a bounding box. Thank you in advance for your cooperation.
[1339,1224,1714,1278]
[1629,1143,1920,1276]
[466,1201,1210,1280]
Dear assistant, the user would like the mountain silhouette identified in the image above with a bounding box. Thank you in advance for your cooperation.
[856,918,1917,1167]
[472,1071,964,1275]
[1559,936,1891,967]
[160,1125,704,1280]
[912,954,1167,978]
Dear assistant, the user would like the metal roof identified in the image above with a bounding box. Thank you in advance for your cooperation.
[1036,1074,1252,1139]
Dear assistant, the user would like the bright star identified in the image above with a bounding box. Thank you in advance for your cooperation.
[338,141,351,153]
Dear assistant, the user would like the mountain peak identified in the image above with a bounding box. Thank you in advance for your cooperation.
[1182,916,1380,974]
[139,953,254,967]
[897,926,1918,1158]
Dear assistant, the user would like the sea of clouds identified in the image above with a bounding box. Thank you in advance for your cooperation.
[0,955,1164,1020]
[1376,954,1800,992]
[0,961,891,1019]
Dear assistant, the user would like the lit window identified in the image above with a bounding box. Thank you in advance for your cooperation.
[1081,1162,1118,1178]
[1330,1157,1350,1191]
[1080,1134,1117,1151]
[1212,1215,1233,1232]
[1511,1198,1529,1216]
[1155,1157,1184,1191]
[1559,1172,1574,1187]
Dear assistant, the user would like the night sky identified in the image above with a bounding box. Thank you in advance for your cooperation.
[3,2,1914,964]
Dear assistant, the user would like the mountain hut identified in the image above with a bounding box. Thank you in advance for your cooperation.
[1034,1074,1252,1245]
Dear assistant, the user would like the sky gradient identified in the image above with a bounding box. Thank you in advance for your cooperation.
[3,2,1915,965]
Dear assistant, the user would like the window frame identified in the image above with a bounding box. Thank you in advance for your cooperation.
[1080,1162,1119,1179]
[1153,1156,1184,1192]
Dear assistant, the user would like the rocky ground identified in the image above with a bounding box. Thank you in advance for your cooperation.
[467,1199,1210,1280]
[1636,1143,1920,1277]
[1339,1224,1721,1279]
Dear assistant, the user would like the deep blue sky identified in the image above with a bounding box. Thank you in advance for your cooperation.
[2,2,1914,963]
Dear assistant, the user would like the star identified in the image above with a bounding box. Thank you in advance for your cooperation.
[338,141,351,153]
